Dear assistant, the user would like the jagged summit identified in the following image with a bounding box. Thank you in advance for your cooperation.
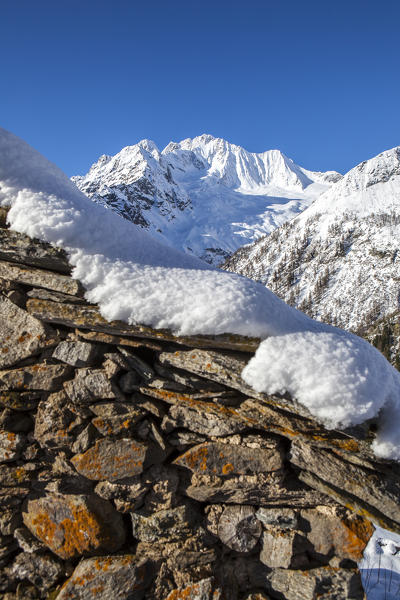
[73,135,341,264]
[224,146,400,331]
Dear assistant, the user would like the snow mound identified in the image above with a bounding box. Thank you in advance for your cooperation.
[1,127,400,460]
[359,525,400,599]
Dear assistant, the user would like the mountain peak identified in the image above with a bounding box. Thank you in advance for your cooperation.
[73,134,340,265]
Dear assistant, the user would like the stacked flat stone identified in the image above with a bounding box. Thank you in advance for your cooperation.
[0,207,398,599]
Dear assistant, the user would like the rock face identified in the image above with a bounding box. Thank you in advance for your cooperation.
[0,216,397,599]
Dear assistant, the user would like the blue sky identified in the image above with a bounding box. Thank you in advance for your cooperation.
[1,0,399,176]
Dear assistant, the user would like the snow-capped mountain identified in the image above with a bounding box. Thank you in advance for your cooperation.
[224,147,400,332]
[73,135,341,264]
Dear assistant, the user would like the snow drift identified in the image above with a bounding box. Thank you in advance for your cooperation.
[1,127,400,460]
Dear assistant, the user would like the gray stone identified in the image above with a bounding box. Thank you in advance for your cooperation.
[299,506,374,563]
[90,405,145,436]
[131,503,199,543]
[27,287,86,304]
[95,477,149,512]
[266,566,364,600]
[0,510,21,536]
[260,528,311,568]
[52,340,99,367]
[174,439,284,477]
[154,362,225,392]
[34,390,83,449]
[71,423,98,454]
[161,397,249,436]
[0,228,70,273]
[217,505,262,552]
[10,552,63,591]
[165,578,223,600]
[142,464,180,512]
[0,429,25,462]
[56,555,153,600]
[0,259,81,295]
[182,470,287,505]
[0,363,72,392]
[71,438,151,481]
[14,527,46,553]
[76,328,164,351]
[23,492,125,559]
[256,507,298,530]
[64,368,124,404]
[0,295,58,368]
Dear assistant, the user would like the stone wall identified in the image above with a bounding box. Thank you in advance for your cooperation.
[0,209,399,599]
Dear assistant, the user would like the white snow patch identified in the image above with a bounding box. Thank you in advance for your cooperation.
[1,127,400,460]
[242,331,400,432]
[359,525,400,599]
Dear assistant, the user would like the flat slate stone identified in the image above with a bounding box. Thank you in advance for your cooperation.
[71,438,150,481]
[0,295,59,368]
[56,555,153,600]
[26,297,260,351]
[290,439,400,529]
[162,397,249,437]
[0,363,72,392]
[22,493,125,559]
[0,228,70,273]
[0,259,82,296]
[174,440,284,476]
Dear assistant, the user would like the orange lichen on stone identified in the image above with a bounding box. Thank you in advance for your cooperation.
[221,463,234,475]
[179,445,209,472]
[30,512,57,549]
[340,516,375,561]
[166,582,201,600]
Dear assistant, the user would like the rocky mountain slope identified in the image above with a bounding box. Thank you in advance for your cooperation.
[224,147,400,332]
[73,135,341,264]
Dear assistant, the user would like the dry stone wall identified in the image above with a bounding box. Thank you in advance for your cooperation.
[0,208,398,599]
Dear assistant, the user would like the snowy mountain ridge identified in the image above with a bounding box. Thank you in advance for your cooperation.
[224,146,400,332]
[73,134,341,264]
